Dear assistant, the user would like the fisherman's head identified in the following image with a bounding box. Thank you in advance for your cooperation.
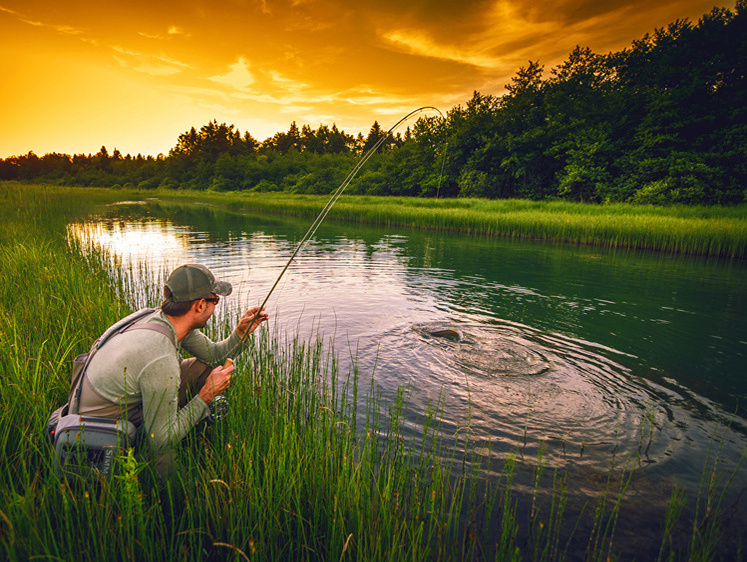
[161,264,232,317]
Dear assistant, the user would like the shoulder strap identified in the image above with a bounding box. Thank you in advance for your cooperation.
[123,322,177,347]
[92,308,157,351]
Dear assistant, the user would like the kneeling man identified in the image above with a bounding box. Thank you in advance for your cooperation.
[78,264,268,473]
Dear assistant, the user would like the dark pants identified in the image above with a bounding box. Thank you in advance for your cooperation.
[178,358,213,408]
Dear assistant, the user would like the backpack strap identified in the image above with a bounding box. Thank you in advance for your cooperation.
[91,308,157,351]
[123,322,177,347]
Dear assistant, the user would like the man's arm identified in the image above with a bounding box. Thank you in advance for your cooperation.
[139,355,209,451]
[181,306,268,365]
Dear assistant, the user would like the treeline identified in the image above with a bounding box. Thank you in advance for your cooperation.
[2,3,745,205]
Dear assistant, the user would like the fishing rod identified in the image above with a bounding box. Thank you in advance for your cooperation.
[237,106,445,345]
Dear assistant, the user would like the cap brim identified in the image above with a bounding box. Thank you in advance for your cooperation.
[212,280,233,296]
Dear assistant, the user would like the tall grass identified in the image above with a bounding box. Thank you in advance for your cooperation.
[153,190,747,259]
[0,183,743,560]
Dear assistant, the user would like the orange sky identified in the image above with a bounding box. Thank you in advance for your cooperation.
[0,0,733,158]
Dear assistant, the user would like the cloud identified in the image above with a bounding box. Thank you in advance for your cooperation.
[378,0,564,72]
[0,4,83,35]
[377,0,699,97]
[138,31,163,40]
[266,70,310,92]
[167,76,416,121]
[138,25,192,40]
[208,57,255,90]
[383,29,504,69]
[1,5,190,78]
[112,46,190,76]
[113,55,182,76]
[337,86,414,108]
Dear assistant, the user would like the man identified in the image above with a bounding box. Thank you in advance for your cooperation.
[78,263,268,473]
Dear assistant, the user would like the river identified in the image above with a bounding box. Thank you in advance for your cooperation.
[69,197,747,557]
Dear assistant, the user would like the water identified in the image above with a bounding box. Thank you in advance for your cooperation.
[70,198,747,556]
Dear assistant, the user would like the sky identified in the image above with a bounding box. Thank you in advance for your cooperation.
[0,0,734,158]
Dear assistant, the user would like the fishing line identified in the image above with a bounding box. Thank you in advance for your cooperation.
[436,141,448,199]
[239,106,445,343]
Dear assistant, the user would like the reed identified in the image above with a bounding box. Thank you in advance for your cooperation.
[0,183,743,560]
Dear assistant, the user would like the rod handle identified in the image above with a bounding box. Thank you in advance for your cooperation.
[223,358,234,369]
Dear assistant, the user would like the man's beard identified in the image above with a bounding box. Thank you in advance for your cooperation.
[192,312,211,331]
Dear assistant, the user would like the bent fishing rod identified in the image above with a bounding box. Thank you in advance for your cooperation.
[236,106,445,346]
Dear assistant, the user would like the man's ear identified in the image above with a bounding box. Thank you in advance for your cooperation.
[192,298,207,314]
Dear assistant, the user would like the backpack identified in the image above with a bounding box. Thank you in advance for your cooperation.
[46,308,175,481]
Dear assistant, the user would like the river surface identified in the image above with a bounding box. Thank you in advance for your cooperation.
[70,198,746,557]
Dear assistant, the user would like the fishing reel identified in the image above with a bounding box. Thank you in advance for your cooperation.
[208,395,230,424]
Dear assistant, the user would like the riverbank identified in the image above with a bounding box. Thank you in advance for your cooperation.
[144,189,747,259]
[4,182,746,258]
[0,183,742,560]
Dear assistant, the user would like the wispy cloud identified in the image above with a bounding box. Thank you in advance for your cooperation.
[0,4,83,35]
[208,57,255,91]
[139,25,192,40]
[138,31,162,40]
[266,70,310,92]
[112,46,190,76]
[113,55,182,76]
[379,0,563,72]
[167,25,188,36]
[168,78,416,116]
[382,29,504,69]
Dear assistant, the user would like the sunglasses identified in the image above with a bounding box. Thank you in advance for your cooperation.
[204,296,220,305]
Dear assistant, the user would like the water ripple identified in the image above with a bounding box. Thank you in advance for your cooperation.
[374,319,728,479]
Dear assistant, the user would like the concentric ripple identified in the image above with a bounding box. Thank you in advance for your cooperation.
[388,321,692,471]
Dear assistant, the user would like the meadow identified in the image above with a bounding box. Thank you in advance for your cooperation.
[0,183,743,560]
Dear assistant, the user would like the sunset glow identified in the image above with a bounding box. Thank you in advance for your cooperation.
[0,0,732,158]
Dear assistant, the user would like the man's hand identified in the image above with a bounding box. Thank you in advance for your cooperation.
[235,306,269,339]
[198,362,235,404]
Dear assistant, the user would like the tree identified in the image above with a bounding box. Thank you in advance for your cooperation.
[362,121,395,153]
[169,121,242,162]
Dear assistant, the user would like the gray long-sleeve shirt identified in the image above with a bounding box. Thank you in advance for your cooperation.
[82,309,243,452]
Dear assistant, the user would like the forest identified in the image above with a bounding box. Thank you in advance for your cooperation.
[2,3,745,205]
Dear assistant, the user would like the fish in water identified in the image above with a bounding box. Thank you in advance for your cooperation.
[428,328,462,342]
[416,323,551,377]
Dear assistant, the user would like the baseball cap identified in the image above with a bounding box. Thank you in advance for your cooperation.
[164,264,233,303]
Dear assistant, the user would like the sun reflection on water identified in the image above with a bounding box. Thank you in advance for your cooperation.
[68,220,191,269]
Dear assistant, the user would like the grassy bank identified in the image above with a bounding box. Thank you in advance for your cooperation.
[148,190,747,259]
[0,184,743,560]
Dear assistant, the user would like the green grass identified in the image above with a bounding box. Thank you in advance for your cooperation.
[147,190,747,259]
[0,183,743,560]
[6,182,745,258]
